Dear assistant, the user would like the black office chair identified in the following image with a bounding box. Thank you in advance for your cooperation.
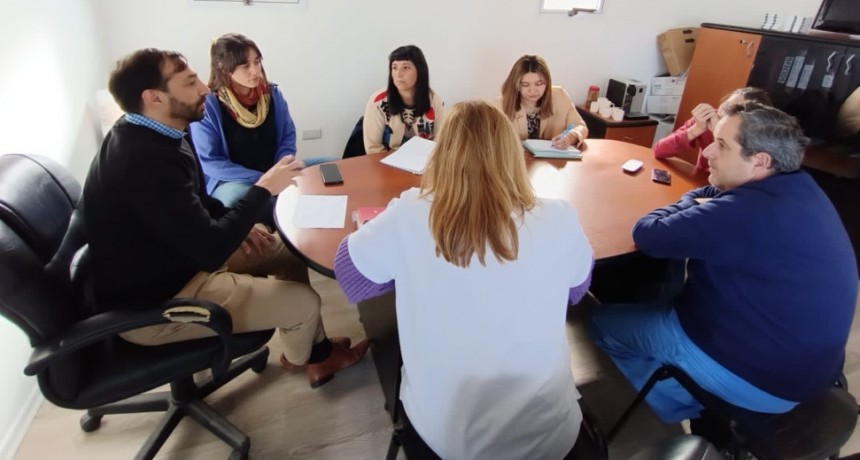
[628,435,724,460]
[385,398,609,460]
[607,364,859,460]
[0,153,274,460]
[343,116,366,158]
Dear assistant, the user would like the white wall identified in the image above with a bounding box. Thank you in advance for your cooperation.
[0,1,106,459]
[97,0,821,159]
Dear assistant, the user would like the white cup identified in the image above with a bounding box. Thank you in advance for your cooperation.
[611,107,625,121]
[589,101,599,113]
[597,97,614,112]
[599,107,613,118]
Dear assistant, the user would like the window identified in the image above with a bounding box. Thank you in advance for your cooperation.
[192,0,301,4]
[540,0,604,15]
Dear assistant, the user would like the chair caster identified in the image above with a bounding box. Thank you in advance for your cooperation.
[229,448,249,460]
[836,373,848,390]
[251,358,267,374]
[80,413,102,432]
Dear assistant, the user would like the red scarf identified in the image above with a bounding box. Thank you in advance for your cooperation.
[230,80,269,108]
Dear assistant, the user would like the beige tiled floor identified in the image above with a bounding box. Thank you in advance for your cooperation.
[12,273,860,459]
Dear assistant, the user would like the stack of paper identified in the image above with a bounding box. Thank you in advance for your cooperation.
[380,136,436,174]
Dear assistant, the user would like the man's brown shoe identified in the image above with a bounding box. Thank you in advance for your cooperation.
[279,337,352,371]
[306,339,370,388]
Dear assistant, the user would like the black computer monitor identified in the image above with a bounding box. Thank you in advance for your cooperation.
[812,0,860,36]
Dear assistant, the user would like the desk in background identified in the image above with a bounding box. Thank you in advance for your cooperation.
[576,106,659,149]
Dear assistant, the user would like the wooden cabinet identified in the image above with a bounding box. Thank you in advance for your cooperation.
[680,23,860,267]
[604,125,658,146]
[576,107,658,148]
[674,27,762,164]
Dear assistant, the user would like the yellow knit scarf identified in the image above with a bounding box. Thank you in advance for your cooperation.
[217,86,271,129]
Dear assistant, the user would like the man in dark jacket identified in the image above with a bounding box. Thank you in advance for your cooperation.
[83,48,367,388]
[589,103,857,425]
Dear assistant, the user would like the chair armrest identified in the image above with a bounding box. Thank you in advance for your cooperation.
[25,298,234,379]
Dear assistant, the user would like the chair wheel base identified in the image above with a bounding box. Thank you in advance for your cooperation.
[251,359,266,374]
[229,448,248,460]
[80,413,103,432]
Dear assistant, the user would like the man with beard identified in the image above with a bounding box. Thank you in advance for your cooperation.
[82,49,369,388]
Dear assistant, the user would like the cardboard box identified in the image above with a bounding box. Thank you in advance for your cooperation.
[651,75,686,96]
[657,27,698,76]
[646,95,682,115]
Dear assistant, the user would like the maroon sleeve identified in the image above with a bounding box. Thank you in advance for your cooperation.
[653,118,697,159]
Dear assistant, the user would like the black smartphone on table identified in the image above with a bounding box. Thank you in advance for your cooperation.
[651,168,671,185]
[320,164,344,185]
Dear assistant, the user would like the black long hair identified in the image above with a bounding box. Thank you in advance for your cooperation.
[387,45,432,116]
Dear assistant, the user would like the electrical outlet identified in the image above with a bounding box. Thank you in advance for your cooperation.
[302,128,322,140]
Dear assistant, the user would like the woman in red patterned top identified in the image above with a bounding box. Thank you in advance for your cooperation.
[654,87,770,173]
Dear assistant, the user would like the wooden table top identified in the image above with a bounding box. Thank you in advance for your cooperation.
[275,139,708,277]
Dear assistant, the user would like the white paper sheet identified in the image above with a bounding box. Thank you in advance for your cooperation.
[292,195,348,229]
[380,136,436,174]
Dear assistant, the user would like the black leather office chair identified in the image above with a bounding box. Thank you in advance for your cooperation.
[608,365,858,460]
[342,116,366,158]
[385,398,609,460]
[0,153,274,460]
[628,435,724,460]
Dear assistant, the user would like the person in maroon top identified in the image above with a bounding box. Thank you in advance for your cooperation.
[653,87,770,173]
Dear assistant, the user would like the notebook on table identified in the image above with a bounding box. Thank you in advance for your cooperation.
[523,139,582,160]
[352,207,385,228]
[379,136,436,175]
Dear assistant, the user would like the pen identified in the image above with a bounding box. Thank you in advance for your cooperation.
[554,124,576,144]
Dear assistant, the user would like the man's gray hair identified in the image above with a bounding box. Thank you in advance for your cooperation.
[723,102,809,173]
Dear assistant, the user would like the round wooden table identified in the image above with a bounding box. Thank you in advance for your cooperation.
[274,139,708,421]
[275,139,707,277]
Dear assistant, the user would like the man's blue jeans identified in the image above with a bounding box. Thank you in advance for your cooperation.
[587,304,796,423]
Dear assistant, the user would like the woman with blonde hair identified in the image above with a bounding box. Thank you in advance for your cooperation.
[498,55,588,149]
[334,101,594,459]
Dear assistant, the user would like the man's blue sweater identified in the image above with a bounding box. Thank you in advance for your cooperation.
[634,171,857,402]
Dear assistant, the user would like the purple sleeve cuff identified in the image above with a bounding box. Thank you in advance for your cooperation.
[568,261,594,305]
[334,236,395,304]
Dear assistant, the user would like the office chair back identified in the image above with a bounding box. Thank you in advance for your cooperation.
[0,153,89,402]
[0,153,87,337]
[342,116,366,158]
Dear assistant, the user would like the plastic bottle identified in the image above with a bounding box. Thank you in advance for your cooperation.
[585,85,600,107]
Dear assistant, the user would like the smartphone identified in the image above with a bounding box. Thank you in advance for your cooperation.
[320,164,343,185]
[651,168,671,185]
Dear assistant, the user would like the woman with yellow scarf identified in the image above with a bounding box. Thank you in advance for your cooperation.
[190,33,331,208]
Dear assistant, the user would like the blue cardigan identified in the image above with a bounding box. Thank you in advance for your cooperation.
[633,171,858,402]
[189,84,297,194]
